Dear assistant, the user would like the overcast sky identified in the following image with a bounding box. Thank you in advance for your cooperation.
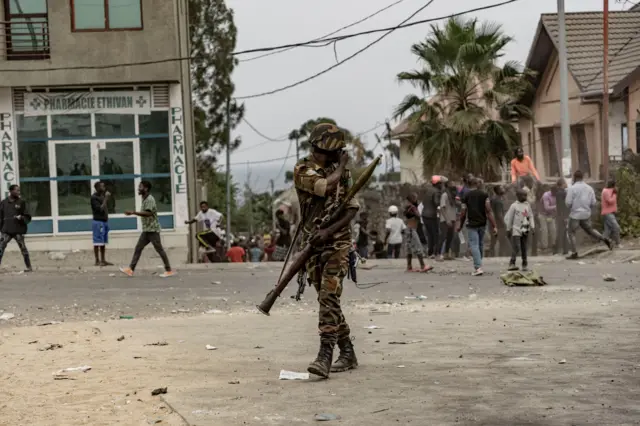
[225,0,629,193]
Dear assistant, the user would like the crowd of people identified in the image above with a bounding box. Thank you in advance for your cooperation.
[351,148,620,276]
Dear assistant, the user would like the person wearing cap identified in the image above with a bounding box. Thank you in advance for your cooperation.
[385,205,405,259]
[293,123,359,379]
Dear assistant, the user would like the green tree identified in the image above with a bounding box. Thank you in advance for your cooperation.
[190,0,244,160]
[395,17,533,180]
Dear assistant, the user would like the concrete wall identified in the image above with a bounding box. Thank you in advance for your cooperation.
[399,139,425,184]
[0,0,182,86]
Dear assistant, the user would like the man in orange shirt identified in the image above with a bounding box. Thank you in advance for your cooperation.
[511,147,540,184]
[226,241,246,263]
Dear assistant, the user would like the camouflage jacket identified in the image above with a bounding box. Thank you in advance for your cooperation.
[293,157,360,246]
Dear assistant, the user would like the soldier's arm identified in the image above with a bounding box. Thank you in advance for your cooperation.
[294,161,347,196]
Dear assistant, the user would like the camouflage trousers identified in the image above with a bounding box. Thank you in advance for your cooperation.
[305,243,351,341]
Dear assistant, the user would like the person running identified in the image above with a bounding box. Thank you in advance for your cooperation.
[0,185,32,272]
[457,178,497,276]
[384,205,405,259]
[185,201,222,261]
[565,170,612,259]
[91,181,112,266]
[120,181,174,277]
[505,188,535,271]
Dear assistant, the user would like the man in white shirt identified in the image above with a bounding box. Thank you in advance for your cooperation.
[384,205,406,259]
[185,201,223,261]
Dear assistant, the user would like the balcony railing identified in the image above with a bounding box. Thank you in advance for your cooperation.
[0,18,50,60]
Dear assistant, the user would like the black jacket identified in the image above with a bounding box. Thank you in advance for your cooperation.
[421,186,440,219]
[0,197,31,235]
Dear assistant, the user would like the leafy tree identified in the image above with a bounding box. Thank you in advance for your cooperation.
[189,0,244,161]
[395,17,534,180]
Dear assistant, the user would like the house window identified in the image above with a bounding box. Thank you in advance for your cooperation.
[3,0,50,59]
[71,0,142,31]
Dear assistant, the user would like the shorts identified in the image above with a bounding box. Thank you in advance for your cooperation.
[92,220,109,246]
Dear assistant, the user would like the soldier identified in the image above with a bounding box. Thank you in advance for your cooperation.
[293,123,360,379]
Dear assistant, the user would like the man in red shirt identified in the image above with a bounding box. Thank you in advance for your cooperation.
[226,241,246,263]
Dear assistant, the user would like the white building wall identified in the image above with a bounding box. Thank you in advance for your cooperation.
[399,140,425,184]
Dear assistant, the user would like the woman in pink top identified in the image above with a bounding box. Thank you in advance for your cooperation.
[601,180,621,247]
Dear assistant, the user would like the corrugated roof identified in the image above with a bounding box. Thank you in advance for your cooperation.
[541,11,640,92]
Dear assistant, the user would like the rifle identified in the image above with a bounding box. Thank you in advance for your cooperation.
[257,154,382,316]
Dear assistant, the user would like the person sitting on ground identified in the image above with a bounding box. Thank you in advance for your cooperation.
[511,147,540,183]
[505,188,535,271]
[226,241,246,263]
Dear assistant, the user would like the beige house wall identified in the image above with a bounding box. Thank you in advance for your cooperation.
[519,50,607,179]
[399,139,425,184]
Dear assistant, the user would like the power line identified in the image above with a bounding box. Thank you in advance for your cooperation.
[229,154,297,166]
[241,117,288,141]
[232,0,520,56]
[238,0,409,63]
[273,139,296,183]
[234,0,438,100]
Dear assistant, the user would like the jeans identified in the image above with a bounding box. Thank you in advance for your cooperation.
[130,232,171,271]
[602,213,621,245]
[423,218,439,256]
[538,216,557,251]
[387,243,401,259]
[567,218,606,254]
[555,217,569,254]
[357,246,369,259]
[509,234,528,267]
[467,227,485,270]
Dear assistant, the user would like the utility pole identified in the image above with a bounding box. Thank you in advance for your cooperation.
[246,162,254,236]
[225,97,232,250]
[602,0,610,180]
[557,0,572,178]
[295,136,300,161]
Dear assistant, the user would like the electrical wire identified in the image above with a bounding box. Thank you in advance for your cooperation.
[273,138,296,183]
[241,117,289,141]
[228,154,297,166]
[234,0,438,100]
[232,0,520,56]
[238,0,409,63]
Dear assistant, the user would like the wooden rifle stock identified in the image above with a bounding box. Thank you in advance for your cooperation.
[256,244,313,316]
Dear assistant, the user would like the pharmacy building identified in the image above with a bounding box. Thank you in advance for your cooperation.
[0,0,195,251]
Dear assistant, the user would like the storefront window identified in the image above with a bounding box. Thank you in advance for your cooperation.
[139,111,169,134]
[56,143,92,216]
[140,137,170,174]
[20,181,51,217]
[19,140,48,178]
[99,141,135,212]
[16,115,47,140]
[145,178,172,213]
[51,114,91,138]
[95,114,135,137]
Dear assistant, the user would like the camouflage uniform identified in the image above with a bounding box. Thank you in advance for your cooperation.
[294,158,359,340]
[293,123,360,378]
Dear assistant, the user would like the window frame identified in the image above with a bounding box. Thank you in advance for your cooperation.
[3,0,50,60]
[70,0,143,32]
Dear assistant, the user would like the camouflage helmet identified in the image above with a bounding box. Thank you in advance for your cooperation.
[308,123,346,152]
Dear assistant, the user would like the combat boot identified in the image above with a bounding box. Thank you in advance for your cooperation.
[331,337,358,372]
[307,338,335,378]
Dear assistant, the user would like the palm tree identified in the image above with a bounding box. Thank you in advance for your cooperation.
[395,17,534,180]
